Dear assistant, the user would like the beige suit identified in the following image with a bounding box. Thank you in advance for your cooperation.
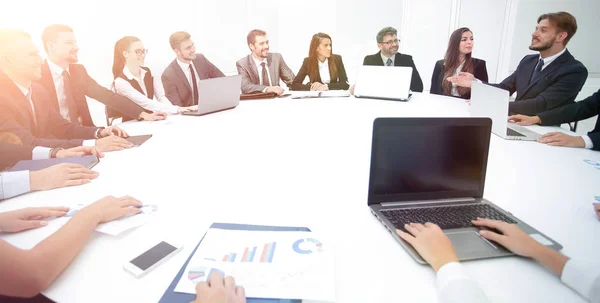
[236,53,295,94]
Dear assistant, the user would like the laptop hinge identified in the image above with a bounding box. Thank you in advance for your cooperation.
[381,197,477,207]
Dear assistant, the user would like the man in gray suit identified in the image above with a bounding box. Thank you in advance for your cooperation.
[236,29,295,95]
[161,31,225,107]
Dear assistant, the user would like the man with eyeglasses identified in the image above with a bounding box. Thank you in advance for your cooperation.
[37,24,166,126]
[362,26,424,92]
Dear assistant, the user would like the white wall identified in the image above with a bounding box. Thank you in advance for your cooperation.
[1,0,598,129]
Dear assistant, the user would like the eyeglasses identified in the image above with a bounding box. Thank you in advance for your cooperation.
[130,49,148,55]
[378,39,400,46]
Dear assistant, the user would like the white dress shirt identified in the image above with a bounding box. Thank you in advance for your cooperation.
[0,146,52,201]
[253,56,272,92]
[582,136,594,149]
[177,59,201,94]
[114,66,179,114]
[381,53,395,66]
[539,48,567,71]
[47,59,73,121]
[451,61,466,97]
[318,58,331,84]
[437,260,600,303]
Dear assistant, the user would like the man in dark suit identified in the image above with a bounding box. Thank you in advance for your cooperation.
[36,24,166,126]
[362,26,424,92]
[161,31,225,107]
[449,12,588,115]
[508,89,599,151]
[0,29,132,151]
[236,29,295,95]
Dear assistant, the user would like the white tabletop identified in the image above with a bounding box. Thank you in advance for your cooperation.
[1,93,599,303]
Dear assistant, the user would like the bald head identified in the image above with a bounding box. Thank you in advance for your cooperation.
[0,28,43,82]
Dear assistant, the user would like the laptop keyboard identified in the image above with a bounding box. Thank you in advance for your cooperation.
[506,128,525,137]
[381,204,517,231]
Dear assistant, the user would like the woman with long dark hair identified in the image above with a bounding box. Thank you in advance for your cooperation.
[430,27,488,99]
[112,36,195,120]
[291,33,349,91]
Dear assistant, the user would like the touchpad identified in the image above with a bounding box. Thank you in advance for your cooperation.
[447,231,498,256]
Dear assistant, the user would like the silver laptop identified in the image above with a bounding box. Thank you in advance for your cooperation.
[354,66,413,101]
[470,82,540,141]
[368,118,561,263]
[182,75,241,116]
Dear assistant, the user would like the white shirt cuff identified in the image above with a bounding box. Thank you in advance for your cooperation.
[436,262,490,303]
[83,140,95,147]
[32,146,51,160]
[561,258,600,301]
[0,171,31,201]
[436,262,471,291]
[582,135,594,149]
[262,87,268,93]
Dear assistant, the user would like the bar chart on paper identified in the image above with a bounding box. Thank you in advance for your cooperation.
[221,242,277,263]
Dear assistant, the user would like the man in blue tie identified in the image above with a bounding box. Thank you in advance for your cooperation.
[449,12,587,116]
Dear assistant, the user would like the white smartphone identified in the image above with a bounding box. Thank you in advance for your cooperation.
[123,241,183,278]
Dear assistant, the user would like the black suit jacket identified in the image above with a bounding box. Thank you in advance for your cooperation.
[0,143,34,170]
[493,49,587,115]
[0,71,98,148]
[430,58,488,99]
[161,54,225,107]
[291,54,349,91]
[538,89,600,151]
[363,51,424,92]
[37,61,146,126]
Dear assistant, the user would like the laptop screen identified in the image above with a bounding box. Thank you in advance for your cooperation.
[368,118,491,205]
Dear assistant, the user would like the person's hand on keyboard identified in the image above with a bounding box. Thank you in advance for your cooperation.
[472,218,542,258]
[396,223,458,272]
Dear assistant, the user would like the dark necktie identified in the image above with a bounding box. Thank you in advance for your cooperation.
[189,64,199,105]
[386,58,393,66]
[62,71,80,125]
[261,62,269,86]
[530,58,545,84]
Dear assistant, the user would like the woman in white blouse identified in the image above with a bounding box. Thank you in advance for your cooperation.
[111,36,195,120]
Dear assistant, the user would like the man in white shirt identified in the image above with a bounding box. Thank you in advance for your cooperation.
[396,218,600,303]
[236,29,295,95]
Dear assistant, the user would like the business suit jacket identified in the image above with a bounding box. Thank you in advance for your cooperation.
[0,71,98,149]
[37,61,146,126]
[494,49,587,116]
[236,53,295,93]
[430,58,488,99]
[291,54,349,91]
[0,143,34,170]
[363,51,424,92]
[161,54,225,107]
[537,89,600,150]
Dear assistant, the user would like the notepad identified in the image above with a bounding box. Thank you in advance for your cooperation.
[290,90,350,99]
[9,155,99,172]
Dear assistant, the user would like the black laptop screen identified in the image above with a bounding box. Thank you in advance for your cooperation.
[368,118,491,204]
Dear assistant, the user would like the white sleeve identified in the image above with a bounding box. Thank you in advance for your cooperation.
[32,146,51,160]
[561,258,600,302]
[0,171,31,201]
[581,135,594,149]
[436,262,491,303]
[114,78,178,114]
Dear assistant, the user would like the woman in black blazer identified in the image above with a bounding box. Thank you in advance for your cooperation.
[291,33,349,91]
[430,27,488,99]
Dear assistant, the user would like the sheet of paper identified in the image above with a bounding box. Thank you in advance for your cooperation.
[290,91,320,99]
[319,90,350,98]
[174,228,335,302]
[56,204,157,236]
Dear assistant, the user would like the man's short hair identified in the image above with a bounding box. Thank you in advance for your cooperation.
[247,29,267,45]
[41,24,73,52]
[169,31,192,50]
[537,12,578,45]
[376,27,397,43]
[0,28,31,55]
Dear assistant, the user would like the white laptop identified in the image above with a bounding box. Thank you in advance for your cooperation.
[182,75,241,116]
[354,66,413,101]
[470,82,540,141]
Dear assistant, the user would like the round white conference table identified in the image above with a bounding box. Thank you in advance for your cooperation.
[1,93,599,303]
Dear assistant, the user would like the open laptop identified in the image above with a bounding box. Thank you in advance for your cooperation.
[354,66,413,101]
[368,117,561,263]
[182,75,241,116]
[470,82,540,141]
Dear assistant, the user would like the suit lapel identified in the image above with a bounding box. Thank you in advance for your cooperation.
[267,53,278,86]
[40,61,60,109]
[375,51,385,66]
[172,60,192,93]
[522,51,570,96]
[247,55,260,85]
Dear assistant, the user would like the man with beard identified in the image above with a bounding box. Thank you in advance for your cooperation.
[161,31,225,107]
[448,12,587,116]
[236,29,295,95]
[38,24,166,126]
[362,26,424,92]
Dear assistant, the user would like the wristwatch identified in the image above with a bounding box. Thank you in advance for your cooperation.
[95,127,105,139]
[50,148,64,158]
